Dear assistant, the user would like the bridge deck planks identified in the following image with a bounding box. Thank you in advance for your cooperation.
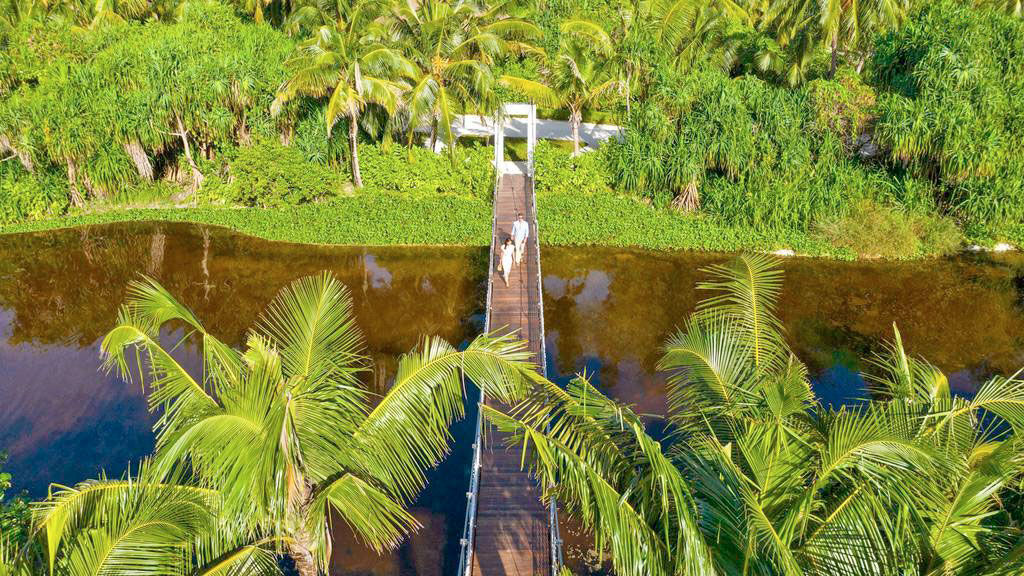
[471,171,551,576]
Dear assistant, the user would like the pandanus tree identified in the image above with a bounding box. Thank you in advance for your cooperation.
[389,0,540,156]
[274,0,409,188]
[17,272,537,576]
[500,20,623,155]
[487,254,1024,576]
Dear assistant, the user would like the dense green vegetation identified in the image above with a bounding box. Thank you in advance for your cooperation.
[489,255,1024,576]
[0,196,492,245]
[1,0,1022,257]
[0,454,29,556]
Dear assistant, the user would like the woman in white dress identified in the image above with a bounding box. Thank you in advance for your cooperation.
[500,237,515,286]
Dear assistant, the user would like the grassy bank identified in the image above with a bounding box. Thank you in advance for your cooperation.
[0,195,492,246]
[4,192,1020,260]
[0,192,843,256]
[536,192,846,257]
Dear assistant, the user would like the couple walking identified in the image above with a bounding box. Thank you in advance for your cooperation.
[499,212,529,286]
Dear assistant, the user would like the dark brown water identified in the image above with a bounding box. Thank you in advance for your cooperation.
[542,248,1024,414]
[1,222,1022,575]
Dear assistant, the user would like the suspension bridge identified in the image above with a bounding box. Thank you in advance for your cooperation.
[457,104,563,576]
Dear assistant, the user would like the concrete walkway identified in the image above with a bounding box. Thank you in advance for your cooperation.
[420,115,622,151]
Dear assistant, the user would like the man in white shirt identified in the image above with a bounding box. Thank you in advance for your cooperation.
[511,212,529,265]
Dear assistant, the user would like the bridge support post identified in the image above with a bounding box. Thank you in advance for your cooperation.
[527,104,536,177]
[493,103,536,176]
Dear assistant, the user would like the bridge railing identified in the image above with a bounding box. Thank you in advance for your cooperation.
[456,165,500,576]
[529,172,563,576]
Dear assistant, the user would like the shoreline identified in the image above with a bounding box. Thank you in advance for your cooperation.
[0,203,1018,261]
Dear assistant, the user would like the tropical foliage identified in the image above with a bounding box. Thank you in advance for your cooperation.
[1,0,1023,251]
[488,254,1024,576]
[0,453,30,559]
[389,0,539,154]
[271,0,409,187]
[501,19,623,155]
[873,0,1024,234]
[3,272,537,575]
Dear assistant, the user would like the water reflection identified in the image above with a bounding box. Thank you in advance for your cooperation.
[541,248,1024,412]
[1,224,1023,576]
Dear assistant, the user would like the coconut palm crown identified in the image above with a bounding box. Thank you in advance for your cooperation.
[29,271,538,576]
[389,0,540,155]
[273,0,411,187]
[500,19,624,155]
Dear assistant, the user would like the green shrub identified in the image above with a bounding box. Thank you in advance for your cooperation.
[915,211,964,256]
[872,0,1024,231]
[224,140,342,207]
[293,106,348,166]
[359,143,493,200]
[104,180,179,207]
[815,199,962,259]
[534,140,614,197]
[0,165,69,224]
[806,69,876,148]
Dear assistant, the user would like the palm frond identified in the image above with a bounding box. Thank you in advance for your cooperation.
[560,19,614,55]
[498,75,560,107]
[483,405,684,576]
[697,254,787,369]
[32,460,222,576]
[354,332,533,502]
[309,473,418,556]
[256,271,367,389]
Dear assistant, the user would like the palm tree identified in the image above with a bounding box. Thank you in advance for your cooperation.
[501,20,624,156]
[389,0,539,156]
[770,0,910,79]
[97,272,536,576]
[487,254,1024,576]
[273,0,410,188]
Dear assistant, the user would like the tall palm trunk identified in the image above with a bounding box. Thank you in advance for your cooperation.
[287,538,319,576]
[570,108,582,157]
[828,36,839,80]
[625,69,632,119]
[349,111,362,188]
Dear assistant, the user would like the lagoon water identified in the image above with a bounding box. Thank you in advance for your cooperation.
[2,222,1022,575]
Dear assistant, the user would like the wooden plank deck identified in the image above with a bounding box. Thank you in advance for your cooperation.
[471,170,551,576]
